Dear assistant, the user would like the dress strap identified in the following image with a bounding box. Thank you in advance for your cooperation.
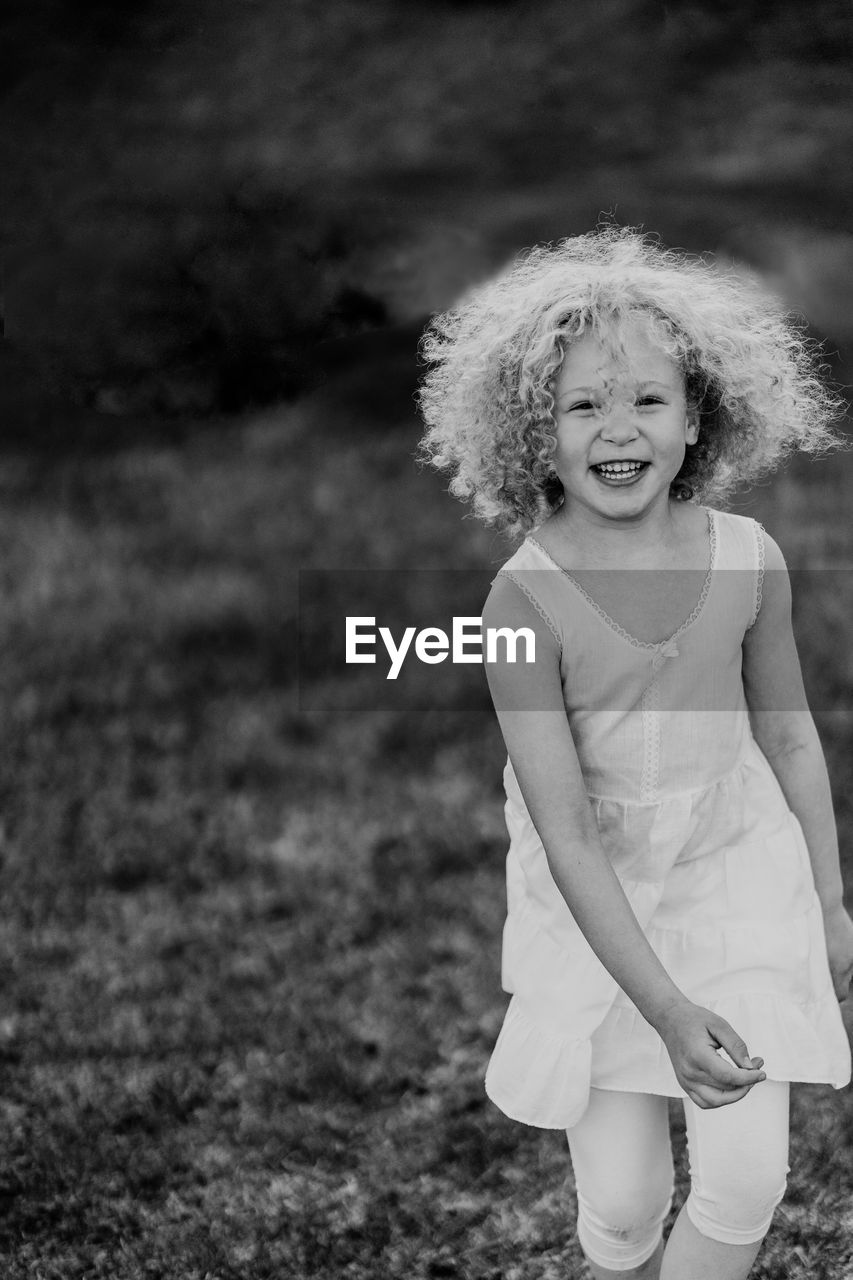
[747,518,767,630]
[493,569,563,649]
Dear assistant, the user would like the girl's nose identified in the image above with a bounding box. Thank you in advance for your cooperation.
[599,406,639,443]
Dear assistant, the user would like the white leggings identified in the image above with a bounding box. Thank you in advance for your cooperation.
[565,1083,790,1272]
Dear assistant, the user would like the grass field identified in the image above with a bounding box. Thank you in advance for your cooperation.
[0,360,851,1279]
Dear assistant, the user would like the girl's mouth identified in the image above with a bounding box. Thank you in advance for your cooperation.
[590,460,650,486]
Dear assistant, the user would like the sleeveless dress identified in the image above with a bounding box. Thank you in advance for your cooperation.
[484,506,851,1130]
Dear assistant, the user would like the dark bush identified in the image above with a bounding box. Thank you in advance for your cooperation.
[6,190,387,416]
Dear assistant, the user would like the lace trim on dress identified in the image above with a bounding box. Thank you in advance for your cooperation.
[526,506,718,654]
[747,518,766,630]
[639,679,662,804]
[495,570,563,649]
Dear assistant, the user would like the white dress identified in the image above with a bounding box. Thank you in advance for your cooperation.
[484,506,851,1129]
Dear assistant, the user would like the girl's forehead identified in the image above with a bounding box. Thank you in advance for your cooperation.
[555,325,683,389]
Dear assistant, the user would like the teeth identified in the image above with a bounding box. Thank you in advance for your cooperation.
[595,461,645,474]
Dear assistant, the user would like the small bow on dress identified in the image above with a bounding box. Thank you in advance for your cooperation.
[650,637,680,674]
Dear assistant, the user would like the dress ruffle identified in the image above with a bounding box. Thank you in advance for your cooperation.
[485,984,851,1131]
[487,748,852,1130]
[485,997,593,1130]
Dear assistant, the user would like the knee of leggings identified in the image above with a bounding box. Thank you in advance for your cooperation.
[576,1182,674,1272]
[686,1159,789,1246]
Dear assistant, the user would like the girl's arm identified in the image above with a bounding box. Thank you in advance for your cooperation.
[483,575,766,1107]
[742,532,853,1001]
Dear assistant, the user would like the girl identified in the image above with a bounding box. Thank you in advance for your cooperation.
[417,227,853,1280]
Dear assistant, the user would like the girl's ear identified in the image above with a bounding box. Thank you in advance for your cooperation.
[685,409,700,446]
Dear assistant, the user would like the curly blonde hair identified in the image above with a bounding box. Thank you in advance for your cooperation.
[417,225,847,539]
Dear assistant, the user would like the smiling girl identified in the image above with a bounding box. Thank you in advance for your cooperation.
[417,227,853,1279]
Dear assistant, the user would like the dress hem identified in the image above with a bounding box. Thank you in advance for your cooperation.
[485,1070,850,1132]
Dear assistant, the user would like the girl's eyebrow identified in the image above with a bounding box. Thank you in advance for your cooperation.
[557,379,674,403]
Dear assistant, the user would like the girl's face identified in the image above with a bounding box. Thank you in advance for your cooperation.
[550,321,698,522]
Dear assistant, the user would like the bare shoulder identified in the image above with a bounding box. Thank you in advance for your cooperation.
[749,527,791,627]
[743,525,795,668]
[482,571,563,709]
[757,526,788,571]
[742,525,810,736]
[482,571,562,649]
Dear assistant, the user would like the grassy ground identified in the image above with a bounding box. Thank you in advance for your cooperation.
[0,368,851,1278]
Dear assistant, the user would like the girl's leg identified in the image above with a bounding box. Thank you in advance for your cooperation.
[566,1088,674,1278]
[660,1079,790,1280]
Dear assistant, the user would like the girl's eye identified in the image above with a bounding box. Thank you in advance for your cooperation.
[567,400,595,412]
[636,396,664,407]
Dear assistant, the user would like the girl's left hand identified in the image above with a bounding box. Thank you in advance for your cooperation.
[822,903,853,1002]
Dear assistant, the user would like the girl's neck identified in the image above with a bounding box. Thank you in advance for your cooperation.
[539,499,702,570]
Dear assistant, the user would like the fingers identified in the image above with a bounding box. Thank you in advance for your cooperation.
[665,1006,769,1108]
[707,1016,760,1072]
[687,1082,754,1109]
[707,1053,765,1089]
[680,1049,765,1103]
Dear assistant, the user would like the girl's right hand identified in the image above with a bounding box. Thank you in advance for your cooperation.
[656,1000,767,1109]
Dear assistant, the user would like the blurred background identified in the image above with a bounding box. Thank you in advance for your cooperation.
[1,1,852,1276]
